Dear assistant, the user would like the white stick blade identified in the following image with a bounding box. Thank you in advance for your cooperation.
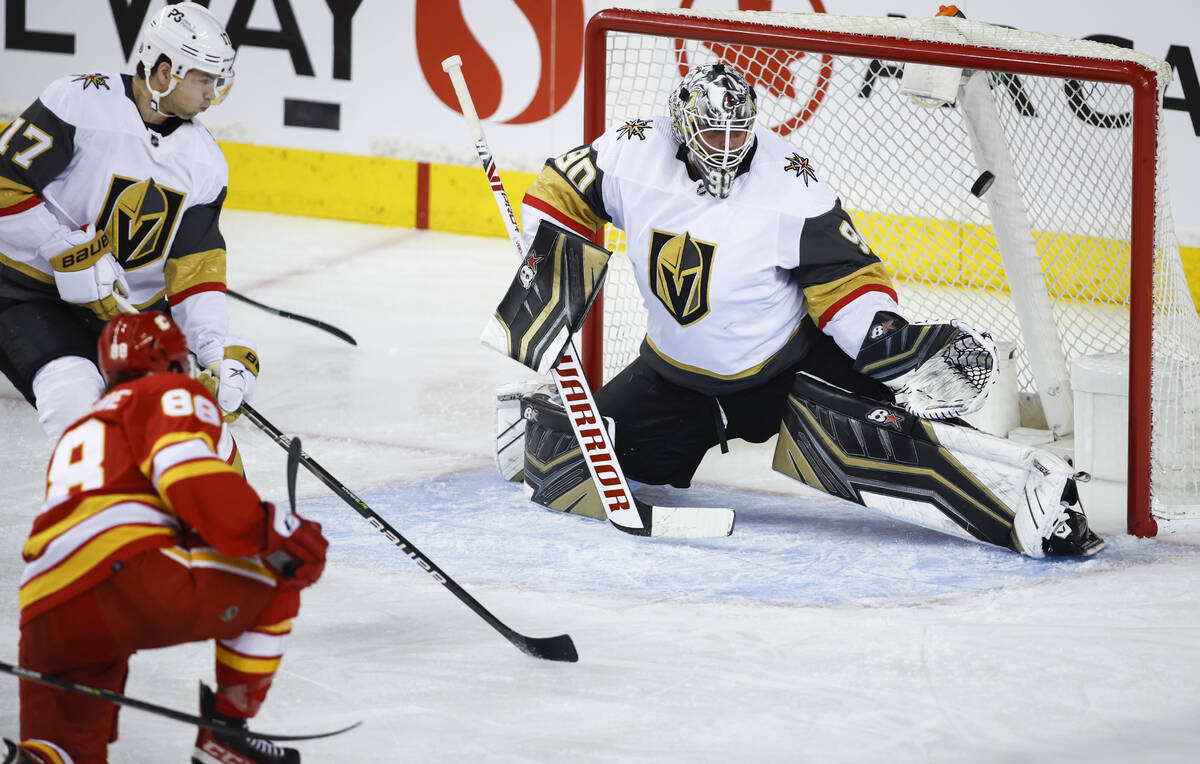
[648,506,735,538]
[441,55,462,72]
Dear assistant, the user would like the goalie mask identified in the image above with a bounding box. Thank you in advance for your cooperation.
[670,63,757,198]
[136,1,236,113]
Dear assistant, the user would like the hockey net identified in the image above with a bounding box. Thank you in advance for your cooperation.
[581,7,1200,534]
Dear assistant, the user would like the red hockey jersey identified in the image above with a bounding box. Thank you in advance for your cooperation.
[20,372,271,624]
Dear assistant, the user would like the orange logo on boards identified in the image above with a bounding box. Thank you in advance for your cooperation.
[416,0,584,124]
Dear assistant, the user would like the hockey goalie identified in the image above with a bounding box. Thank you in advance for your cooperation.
[488,63,1102,558]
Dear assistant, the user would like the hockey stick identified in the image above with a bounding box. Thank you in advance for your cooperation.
[441,55,734,539]
[0,659,360,742]
[227,289,358,346]
[265,436,304,577]
[34,192,355,345]
[239,402,580,663]
[108,300,574,659]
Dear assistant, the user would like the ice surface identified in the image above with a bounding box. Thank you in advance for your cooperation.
[2,211,1198,762]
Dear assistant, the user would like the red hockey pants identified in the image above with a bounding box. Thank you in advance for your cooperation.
[19,546,299,764]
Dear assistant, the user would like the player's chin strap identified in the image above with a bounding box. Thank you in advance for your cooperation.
[853,311,999,419]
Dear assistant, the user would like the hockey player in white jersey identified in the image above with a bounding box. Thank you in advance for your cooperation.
[0,2,257,443]
[501,63,1102,558]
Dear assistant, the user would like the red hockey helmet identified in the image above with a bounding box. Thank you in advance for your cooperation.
[98,311,190,387]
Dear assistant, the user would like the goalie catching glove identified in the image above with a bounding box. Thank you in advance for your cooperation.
[197,335,260,422]
[852,311,998,419]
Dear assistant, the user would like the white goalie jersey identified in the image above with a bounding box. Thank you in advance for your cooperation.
[0,71,232,360]
[520,115,901,394]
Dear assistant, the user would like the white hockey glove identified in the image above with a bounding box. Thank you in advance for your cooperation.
[43,229,130,321]
[853,311,998,419]
[197,335,260,422]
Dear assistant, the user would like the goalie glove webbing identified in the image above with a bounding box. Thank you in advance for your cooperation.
[853,311,998,419]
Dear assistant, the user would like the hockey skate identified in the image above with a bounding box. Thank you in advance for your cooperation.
[1042,482,1106,557]
[1043,506,1105,556]
[192,684,300,764]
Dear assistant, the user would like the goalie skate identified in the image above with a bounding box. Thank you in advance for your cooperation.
[1043,483,1106,557]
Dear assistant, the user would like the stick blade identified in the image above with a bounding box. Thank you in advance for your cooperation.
[286,437,302,513]
[612,501,735,539]
[441,54,463,72]
[647,506,735,538]
[516,633,578,663]
[250,719,363,743]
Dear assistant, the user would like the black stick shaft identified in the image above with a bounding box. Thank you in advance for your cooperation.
[0,660,359,742]
[239,403,578,663]
[227,289,358,346]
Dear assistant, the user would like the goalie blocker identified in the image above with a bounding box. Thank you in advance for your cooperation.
[480,223,612,375]
[775,373,1103,558]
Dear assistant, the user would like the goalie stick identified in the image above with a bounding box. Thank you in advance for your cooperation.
[441,54,734,539]
[0,659,360,742]
[239,402,579,663]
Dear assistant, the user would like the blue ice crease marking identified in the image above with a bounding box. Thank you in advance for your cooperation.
[294,467,1191,607]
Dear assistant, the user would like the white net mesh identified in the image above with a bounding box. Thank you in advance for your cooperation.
[590,9,1200,523]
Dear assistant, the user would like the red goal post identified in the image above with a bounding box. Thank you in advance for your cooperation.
[579,7,1200,536]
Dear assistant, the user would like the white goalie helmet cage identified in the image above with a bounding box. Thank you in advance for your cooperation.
[136,1,236,112]
[669,63,758,198]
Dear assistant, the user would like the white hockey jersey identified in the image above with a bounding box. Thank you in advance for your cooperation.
[521,115,898,394]
[0,72,231,362]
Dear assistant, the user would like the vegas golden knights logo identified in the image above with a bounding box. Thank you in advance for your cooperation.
[648,230,715,326]
[95,176,186,270]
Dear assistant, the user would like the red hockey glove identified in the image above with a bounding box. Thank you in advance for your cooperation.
[263,502,328,590]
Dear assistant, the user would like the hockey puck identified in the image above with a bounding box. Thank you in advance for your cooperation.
[970,170,995,198]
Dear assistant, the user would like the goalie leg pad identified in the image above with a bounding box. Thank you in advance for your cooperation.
[521,389,609,521]
[493,380,550,481]
[774,374,1090,556]
[480,223,612,374]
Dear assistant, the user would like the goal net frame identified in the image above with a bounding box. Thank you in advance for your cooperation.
[579,7,1192,537]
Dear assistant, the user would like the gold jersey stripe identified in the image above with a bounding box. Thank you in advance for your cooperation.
[215,644,282,674]
[644,321,804,381]
[255,619,294,635]
[18,741,67,764]
[165,247,226,296]
[19,525,176,610]
[159,546,276,583]
[802,261,895,326]
[0,175,35,209]
[525,168,606,234]
[0,253,54,283]
[157,458,239,498]
[141,430,218,475]
[24,492,163,558]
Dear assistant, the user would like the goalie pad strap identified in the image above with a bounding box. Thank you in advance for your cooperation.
[521,390,608,521]
[774,374,1072,555]
[852,311,958,383]
[480,222,611,375]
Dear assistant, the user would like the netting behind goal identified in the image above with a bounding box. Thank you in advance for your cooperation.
[580,8,1200,534]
